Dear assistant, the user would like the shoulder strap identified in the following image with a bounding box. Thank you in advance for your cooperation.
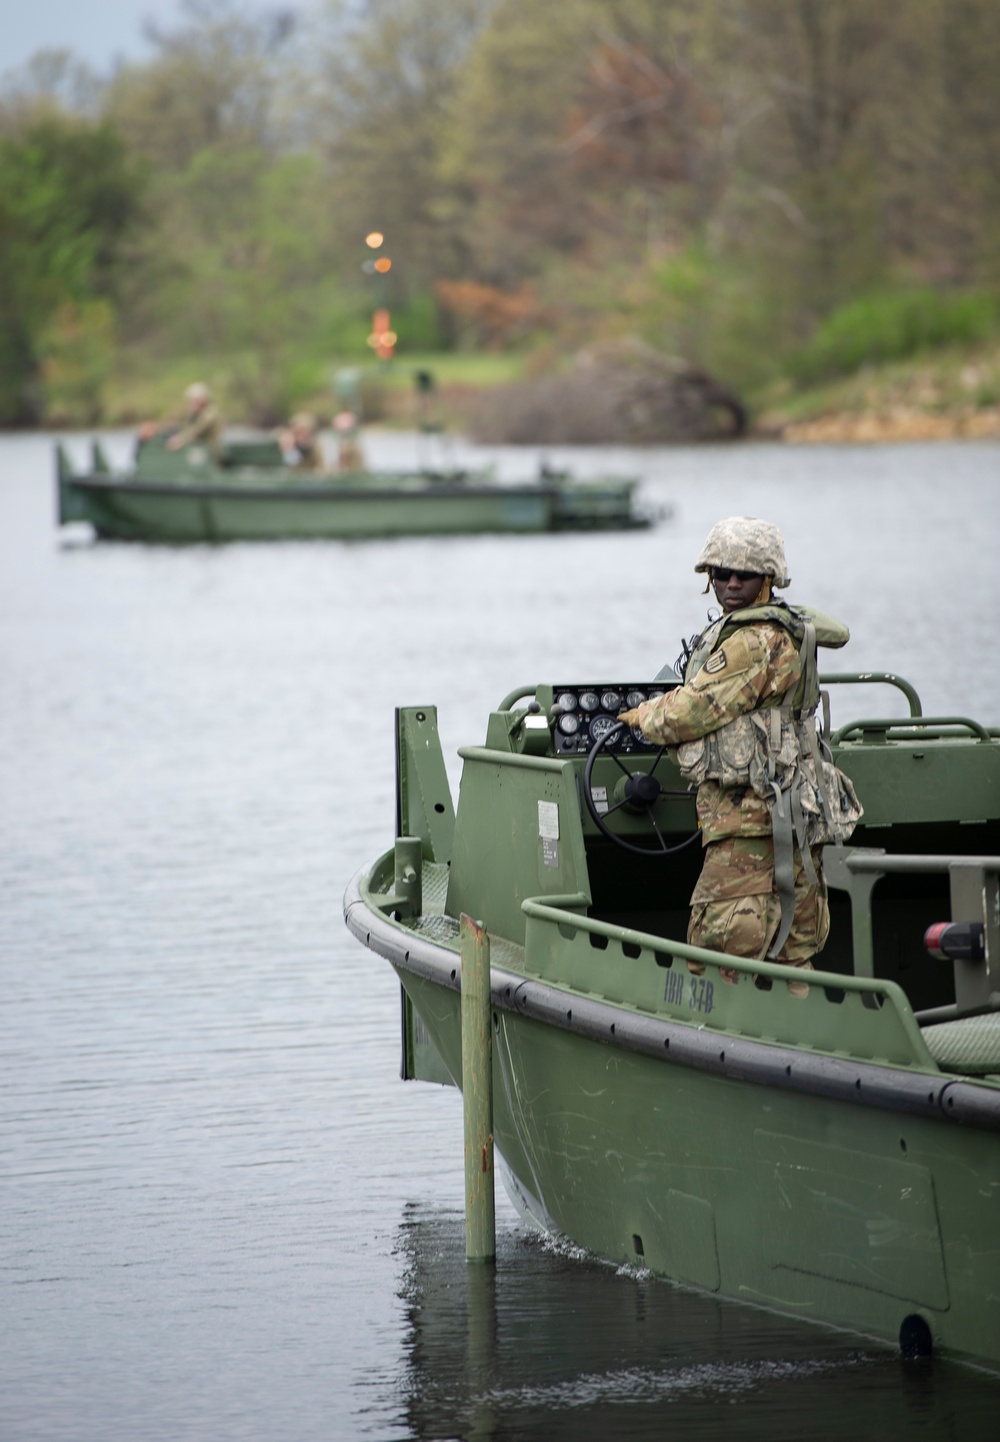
[791,619,819,715]
[681,617,726,681]
[716,601,806,646]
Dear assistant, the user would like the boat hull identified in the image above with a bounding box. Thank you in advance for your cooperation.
[346,871,1000,1374]
[57,472,651,541]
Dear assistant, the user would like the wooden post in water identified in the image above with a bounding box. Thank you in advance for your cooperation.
[460,913,495,1263]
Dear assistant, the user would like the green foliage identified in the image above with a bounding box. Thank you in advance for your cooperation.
[647,244,712,359]
[654,248,710,306]
[791,289,1000,385]
[393,292,447,353]
[0,113,144,423]
[132,147,341,420]
[642,244,791,394]
[317,0,491,286]
[102,3,291,169]
[281,356,330,409]
[146,149,332,349]
[6,0,1000,427]
[38,299,117,423]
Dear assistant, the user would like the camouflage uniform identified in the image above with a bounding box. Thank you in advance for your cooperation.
[283,413,326,474]
[630,570,829,986]
[288,435,325,473]
[686,836,829,978]
[171,402,222,457]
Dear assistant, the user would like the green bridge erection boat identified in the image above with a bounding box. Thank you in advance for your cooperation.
[345,669,1000,1373]
[56,435,654,542]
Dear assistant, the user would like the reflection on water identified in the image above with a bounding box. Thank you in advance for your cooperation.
[1,431,999,1439]
[396,1206,998,1441]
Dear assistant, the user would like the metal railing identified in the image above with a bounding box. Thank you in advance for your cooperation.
[825,848,1000,1021]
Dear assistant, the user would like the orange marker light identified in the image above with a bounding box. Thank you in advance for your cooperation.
[365,231,384,248]
[374,257,392,273]
[367,307,397,359]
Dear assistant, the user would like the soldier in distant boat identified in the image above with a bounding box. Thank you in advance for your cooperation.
[278,412,326,473]
[333,409,366,472]
[139,382,222,460]
[618,517,862,995]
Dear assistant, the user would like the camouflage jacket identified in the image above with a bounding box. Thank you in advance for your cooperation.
[172,403,222,455]
[633,621,801,841]
[289,436,326,473]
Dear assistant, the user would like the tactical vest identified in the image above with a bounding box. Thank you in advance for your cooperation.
[675,602,863,957]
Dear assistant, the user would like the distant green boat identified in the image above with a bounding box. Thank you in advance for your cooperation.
[345,670,1000,1373]
[56,435,655,541]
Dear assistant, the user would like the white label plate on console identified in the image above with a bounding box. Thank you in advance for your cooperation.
[537,800,560,839]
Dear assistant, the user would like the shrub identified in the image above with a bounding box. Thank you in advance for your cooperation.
[791,288,999,385]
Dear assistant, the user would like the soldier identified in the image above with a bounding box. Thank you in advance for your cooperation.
[333,409,366,472]
[618,517,861,994]
[165,382,222,456]
[279,412,326,473]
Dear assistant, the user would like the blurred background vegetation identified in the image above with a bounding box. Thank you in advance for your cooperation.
[2,0,999,437]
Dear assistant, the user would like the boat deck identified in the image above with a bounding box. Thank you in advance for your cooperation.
[395,861,528,974]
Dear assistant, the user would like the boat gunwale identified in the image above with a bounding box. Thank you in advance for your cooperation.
[60,473,582,504]
[343,864,1000,1135]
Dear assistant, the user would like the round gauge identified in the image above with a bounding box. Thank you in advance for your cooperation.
[578,691,600,712]
[557,713,580,735]
[555,691,577,713]
[601,690,622,712]
[625,689,646,708]
[588,713,620,743]
[647,689,665,701]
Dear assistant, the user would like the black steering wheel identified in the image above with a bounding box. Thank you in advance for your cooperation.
[582,721,701,857]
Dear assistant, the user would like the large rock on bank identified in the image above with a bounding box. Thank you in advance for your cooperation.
[467,339,747,445]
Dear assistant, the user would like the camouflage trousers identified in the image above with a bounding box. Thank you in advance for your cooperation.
[686,836,829,992]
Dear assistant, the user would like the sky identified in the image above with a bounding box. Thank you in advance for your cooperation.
[3,2,185,74]
[2,1,316,77]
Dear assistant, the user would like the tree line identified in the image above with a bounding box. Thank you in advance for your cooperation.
[1,0,998,426]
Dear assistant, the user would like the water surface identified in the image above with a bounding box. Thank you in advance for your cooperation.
[2,431,999,1439]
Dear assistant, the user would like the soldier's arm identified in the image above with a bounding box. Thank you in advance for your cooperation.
[171,406,217,448]
[630,626,800,746]
[170,419,199,447]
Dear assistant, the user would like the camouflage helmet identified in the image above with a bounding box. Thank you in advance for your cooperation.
[694,516,791,589]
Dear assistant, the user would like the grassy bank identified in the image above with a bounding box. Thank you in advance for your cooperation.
[64,336,1000,445]
[98,348,528,432]
[753,339,1000,443]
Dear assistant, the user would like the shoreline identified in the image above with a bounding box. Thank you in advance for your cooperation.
[770,405,1000,445]
[11,407,1000,447]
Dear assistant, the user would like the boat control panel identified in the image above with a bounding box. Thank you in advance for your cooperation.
[550,682,681,755]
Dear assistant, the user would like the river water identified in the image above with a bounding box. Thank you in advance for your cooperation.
[2,430,999,1441]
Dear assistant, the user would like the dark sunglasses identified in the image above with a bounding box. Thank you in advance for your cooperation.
[711,567,763,583]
